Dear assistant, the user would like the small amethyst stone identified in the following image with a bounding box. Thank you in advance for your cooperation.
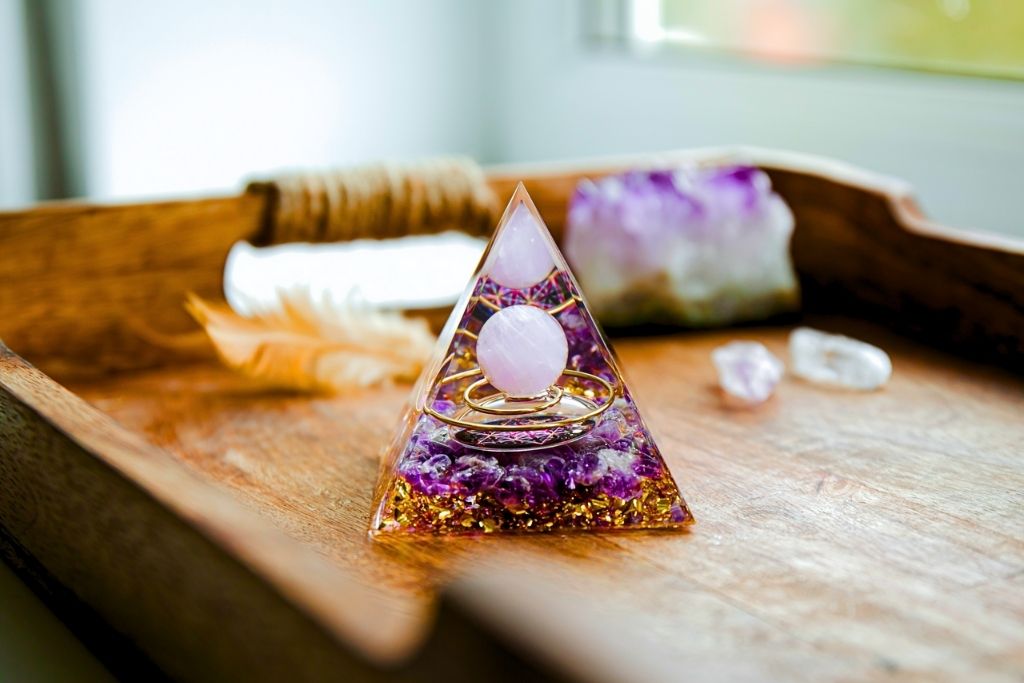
[430,399,458,417]
[494,465,557,510]
[450,455,504,495]
[599,469,642,500]
[711,340,784,405]
[402,453,453,497]
[632,452,662,479]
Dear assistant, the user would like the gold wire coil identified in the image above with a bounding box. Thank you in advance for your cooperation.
[463,381,564,415]
[474,293,581,315]
[423,368,615,432]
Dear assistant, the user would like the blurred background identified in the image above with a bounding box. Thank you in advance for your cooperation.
[1,1,1023,680]
[1,0,1023,235]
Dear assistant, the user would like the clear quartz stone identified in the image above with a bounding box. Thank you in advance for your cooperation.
[789,327,892,390]
[711,341,784,405]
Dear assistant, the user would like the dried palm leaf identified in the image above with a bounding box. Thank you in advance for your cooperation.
[185,290,434,393]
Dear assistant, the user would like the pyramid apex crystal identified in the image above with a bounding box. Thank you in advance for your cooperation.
[370,184,693,535]
[484,200,555,289]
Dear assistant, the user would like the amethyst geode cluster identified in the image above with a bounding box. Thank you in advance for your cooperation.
[566,165,799,327]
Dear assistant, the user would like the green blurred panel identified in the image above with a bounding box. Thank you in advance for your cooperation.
[659,0,1024,80]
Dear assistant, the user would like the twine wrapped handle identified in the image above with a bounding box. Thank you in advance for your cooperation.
[247,157,499,245]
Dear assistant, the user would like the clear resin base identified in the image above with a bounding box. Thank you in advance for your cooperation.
[370,184,694,535]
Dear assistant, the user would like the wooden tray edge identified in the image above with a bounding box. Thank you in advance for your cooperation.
[0,346,422,674]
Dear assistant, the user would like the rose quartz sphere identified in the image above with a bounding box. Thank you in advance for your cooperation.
[485,202,556,289]
[476,305,568,398]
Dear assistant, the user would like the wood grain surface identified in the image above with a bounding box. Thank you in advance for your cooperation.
[64,317,1024,682]
[0,346,569,682]
[2,151,1023,681]
[0,195,264,377]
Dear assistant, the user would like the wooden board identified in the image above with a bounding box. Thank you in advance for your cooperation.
[0,345,562,682]
[53,318,1024,681]
[1,151,1023,681]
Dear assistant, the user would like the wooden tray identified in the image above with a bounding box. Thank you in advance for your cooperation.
[1,151,1022,682]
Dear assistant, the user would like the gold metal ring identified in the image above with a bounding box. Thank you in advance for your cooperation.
[546,297,579,314]
[463,380,564,415]
[424,368,615,432]
[475,296,580,315]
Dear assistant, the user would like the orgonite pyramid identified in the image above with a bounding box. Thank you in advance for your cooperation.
[370,184,694,535]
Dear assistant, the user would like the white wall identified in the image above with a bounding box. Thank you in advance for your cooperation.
[483,1,1024,237]
[0,0,35,206]
[5,0,1023,237]
[76,0,486,200]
